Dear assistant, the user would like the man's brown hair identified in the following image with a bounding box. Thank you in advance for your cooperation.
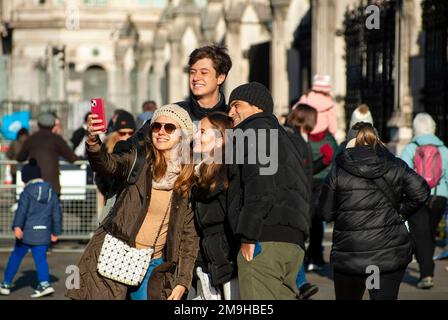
[188,44,232,79]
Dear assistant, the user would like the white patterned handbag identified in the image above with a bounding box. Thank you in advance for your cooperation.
[97,234,154,286]
[97,196,172,286]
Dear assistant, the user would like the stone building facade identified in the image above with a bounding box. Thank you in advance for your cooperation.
[0,0,446,152]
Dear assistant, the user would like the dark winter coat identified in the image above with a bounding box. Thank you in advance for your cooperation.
[318,144,430,274]
[284,124,330,194]
[191,183,238,286]
[13,179,62,246]
[65,141,199,300]
[226,112,311,249]
[70,126,87,151]
[94,141,129,199]
[16,128,79,194]
[176,92,228,122]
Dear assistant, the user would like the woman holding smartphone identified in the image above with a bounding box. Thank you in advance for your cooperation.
[66,104,199,300]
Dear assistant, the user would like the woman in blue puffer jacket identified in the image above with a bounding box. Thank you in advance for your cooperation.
[0,158,62,298]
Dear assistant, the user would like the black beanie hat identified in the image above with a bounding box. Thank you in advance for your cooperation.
[114,111,136,132]
[229,82,274,114]
[22,158,42,183]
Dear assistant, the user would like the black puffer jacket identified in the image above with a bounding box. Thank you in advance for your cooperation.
[192,183,239,286]
[226,113,311,249]
[318,145,430,274]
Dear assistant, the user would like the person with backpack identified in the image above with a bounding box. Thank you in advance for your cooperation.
[400,112,448,289]
[318,122,430,300]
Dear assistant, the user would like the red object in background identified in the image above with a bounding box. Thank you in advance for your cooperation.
[320,143,334,165]
[90,98,107,132]
[4,164,13,184]
[0,144,10,153]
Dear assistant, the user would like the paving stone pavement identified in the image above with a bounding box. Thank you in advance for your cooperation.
[0,240,446,300]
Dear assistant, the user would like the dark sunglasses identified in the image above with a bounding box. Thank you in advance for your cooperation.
[118,131,134,137]
[151,122,177,134]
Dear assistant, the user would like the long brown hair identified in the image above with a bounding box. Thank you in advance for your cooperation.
[196,112,233,192]
[105,132,121,154]
[147,126,195,198]
[353,122,384,149]
[287,103,317,132]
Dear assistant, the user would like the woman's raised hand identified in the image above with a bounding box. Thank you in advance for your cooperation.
[87,113,105,144]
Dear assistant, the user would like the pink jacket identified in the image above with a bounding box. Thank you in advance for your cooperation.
[297,91,337,135]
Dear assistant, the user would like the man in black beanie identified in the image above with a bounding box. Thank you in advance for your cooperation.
[226,82,311,299]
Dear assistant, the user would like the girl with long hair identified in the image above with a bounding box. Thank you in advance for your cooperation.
[190,112,239,300]
[66,104,199,300]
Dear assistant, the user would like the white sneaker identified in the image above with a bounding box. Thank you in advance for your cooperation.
[30,283,55,298]
[0,282,11,295]
[196,267,221,300]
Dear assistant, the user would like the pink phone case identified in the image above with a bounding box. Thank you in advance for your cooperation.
[90,98,107,132]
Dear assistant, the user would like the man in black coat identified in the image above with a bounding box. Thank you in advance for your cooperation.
[226,82,310,299]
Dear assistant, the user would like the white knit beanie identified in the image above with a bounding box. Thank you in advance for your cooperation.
[413,112,436,136]
[150,104,194,138]
[349,104,374,129]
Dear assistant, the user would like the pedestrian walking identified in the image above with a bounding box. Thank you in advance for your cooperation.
[296,75,338,271]
[285,103,329,299]
[400,113,448,289]
[318,122,430,300]
[297,74,338,136]
[16,112,79,195]
[0,159,62,298]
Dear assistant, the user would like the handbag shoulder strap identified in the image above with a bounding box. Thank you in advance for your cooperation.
[372,176,400,212]
[152,193,173,249]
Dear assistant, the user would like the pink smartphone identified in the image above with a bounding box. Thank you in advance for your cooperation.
[90,98,107,132]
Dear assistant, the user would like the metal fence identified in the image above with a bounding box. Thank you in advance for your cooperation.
[0,160,102,240]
